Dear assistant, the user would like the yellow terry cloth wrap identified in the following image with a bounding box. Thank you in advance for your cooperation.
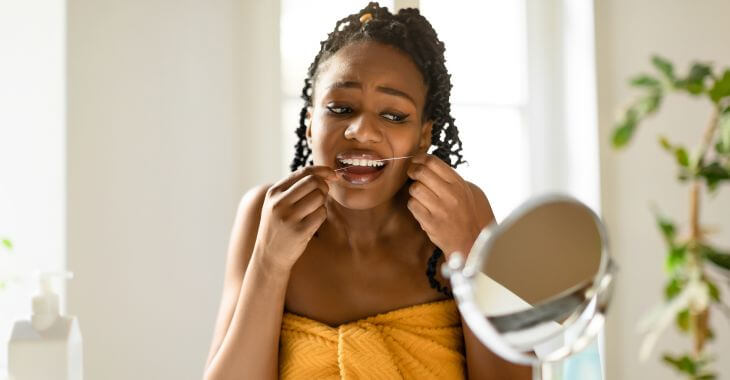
[279,299,465,379]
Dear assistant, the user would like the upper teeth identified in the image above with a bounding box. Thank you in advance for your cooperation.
[339,158,385,167]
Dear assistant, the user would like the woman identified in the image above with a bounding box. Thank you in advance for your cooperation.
[204,3,531,379]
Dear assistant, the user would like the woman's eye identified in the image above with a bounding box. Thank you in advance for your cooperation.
[326,105,352,115]
[382,112,408,122]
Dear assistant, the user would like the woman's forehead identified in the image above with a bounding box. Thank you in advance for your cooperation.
[315,41,427,103]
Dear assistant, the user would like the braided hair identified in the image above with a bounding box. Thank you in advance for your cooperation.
[289,2,466,298]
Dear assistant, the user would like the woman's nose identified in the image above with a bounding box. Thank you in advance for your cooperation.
[344,114,382,143]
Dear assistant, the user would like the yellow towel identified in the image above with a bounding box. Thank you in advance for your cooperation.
[279,299,465,379]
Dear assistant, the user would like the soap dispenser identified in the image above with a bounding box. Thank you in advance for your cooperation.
[7,271,83,380]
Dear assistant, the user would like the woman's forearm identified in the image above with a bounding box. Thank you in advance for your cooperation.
[461,314,532,379]
[204,247,290,380]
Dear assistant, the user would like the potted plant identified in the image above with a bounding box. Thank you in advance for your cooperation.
[611,55,730,379]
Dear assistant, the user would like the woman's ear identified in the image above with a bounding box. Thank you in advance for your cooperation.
[418,120,434,153]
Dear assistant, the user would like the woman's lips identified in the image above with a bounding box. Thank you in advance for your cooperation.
[335,159,387,185]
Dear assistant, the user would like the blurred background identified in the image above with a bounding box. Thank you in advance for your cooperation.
[0,0,729,379]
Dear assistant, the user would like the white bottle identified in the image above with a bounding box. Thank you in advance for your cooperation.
[7,271,83,380]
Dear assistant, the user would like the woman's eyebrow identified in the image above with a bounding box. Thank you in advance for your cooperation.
[327,80,416,106]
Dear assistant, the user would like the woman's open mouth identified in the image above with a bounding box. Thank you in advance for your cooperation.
[335,157,388,185]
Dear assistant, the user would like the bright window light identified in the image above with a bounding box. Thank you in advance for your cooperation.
[420,0,529,222]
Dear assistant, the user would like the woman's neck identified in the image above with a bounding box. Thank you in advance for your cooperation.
[323,182,418,253]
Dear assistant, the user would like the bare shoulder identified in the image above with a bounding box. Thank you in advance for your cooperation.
[238,183,272,215]
[464,180,496,227]
[224,181,274,287]
[231,182,274,262]
[230,183,272,253]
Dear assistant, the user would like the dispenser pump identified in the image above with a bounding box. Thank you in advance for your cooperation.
[31,271,73,331]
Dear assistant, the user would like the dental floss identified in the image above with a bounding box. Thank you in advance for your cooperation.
[333,155,415,172]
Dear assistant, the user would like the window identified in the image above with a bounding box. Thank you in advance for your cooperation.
[419,0,529,222]
[0,0,66,372]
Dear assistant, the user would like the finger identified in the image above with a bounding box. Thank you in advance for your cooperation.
[281,174,329,206]
[271,166,336,194]
[412,154,461,184]
[300,204,328,231]
[407,196,432,224]
[407,162,452,200]
[409,181,440,215]
[291,187,327,221]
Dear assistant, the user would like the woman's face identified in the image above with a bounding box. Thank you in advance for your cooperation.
[307,40,433,210]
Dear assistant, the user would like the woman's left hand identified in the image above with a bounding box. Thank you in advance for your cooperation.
[406,153,482,261]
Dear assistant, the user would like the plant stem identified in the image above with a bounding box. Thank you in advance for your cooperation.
[690,181,701,241]
[697,108,720,167]
[688,107,719,359]
[693,308,709,356]
[689,179,706,358]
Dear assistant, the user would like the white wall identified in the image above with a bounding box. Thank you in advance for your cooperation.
[595,0,730,378]
[67,1,280,379]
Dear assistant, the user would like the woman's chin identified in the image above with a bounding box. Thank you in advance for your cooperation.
[327,192,384,210]
[328,178,410,210]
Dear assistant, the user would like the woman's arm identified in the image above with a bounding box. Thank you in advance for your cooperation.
[462,315,532,379]
[204,245,291,380]
[462,182,532,379]
[204,183,289,380]
[204,185,268,370]
[204,166,333,380]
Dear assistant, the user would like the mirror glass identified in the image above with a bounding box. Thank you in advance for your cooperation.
[448,195,613,368]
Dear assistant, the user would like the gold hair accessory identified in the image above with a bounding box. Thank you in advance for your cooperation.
[359,13,373,25]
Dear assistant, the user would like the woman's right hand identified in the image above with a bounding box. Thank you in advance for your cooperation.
[253,166,336,273]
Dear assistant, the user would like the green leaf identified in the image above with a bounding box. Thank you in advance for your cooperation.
[675,147,690,167]
[652,56,676,83]
[636,92,663,116]
[665,277,684,300]
[666,245,687,273]
[679,63,713,95]
[676,308,690,332]
[630,74,661,88]
[688,63,713,81]
[662,354,698,375]
[1,238,11,250]
[700,244,730,271]
[612,110,638,148]
[657,138,690,169]
[697,162,730,192]
[655,213,676,242]
[659,136,673,151]
[716,141,728,155]
[705,279,720,302]
[709,70,730,103]
[716,113,730,154]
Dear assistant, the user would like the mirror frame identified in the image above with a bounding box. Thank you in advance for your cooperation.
[443,193,616,366]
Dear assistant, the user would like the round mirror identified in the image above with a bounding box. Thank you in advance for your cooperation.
[443,194,616,378]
